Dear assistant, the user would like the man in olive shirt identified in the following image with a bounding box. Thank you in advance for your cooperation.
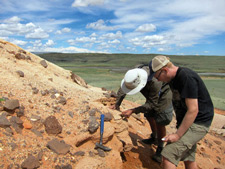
[111,65,173,163]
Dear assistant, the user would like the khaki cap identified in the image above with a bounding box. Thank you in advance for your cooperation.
[151,55,169,72]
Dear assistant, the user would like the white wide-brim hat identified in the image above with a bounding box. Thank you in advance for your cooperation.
[121,68,148,95]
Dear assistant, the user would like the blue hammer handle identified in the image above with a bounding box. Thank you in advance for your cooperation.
[99,114,104,144]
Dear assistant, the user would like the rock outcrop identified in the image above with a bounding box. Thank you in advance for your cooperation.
[0,39,134,169]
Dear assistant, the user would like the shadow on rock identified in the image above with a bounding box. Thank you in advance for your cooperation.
[122,132,163,169]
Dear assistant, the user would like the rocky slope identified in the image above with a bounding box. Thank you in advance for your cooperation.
[0,39,224,169]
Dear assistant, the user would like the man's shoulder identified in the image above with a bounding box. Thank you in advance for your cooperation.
[177,67,198,80]
[178,67,196,75]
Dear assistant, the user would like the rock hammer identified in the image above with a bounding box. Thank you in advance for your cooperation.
[95,114,111,151]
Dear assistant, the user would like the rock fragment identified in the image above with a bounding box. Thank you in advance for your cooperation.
[16,70,24,77]
[47,138,70,155]
[0,115,11,128]
[21,154,40,169]
[4,99,20,111]
[44,116,62,135]
[88,117,99,134]
[40,60,48,68]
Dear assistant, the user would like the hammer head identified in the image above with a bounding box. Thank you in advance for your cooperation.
[95,143,111,151]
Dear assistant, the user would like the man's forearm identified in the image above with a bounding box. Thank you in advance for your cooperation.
[115,87,126,107]
[176,110,197,137]
[176,98,198,138]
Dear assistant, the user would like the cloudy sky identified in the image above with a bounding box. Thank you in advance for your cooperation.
[0,0,225,55]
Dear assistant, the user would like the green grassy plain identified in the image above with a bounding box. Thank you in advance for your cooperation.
[39,53,225,110]
[202,78,225,110]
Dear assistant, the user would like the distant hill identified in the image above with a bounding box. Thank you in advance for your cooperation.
[39,53,225,74]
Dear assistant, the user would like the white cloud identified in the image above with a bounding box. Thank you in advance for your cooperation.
[75,37,96,43]
[45,40,55,46]
[143,35,164,42]
[25,28,49,39]
[107,0,225,48]
[67,39,76,45]
[164,13,225,45]
[26,40,98,53]
[62,28,71,33]
[72,0,105,7]
[26,23,36,28]
[29,40,42,47]
[27,46,106,53]
[83,43,93,48]
[100,31,122,40]
[126,46,137,52]
[0,37,9,41]
[98,42,111,49]
[0,16,49,39]
[129,35,166,48]
[157,48,165,52]
[4,16,22,23]
[0,0,56,13]
[108,39,120,44]
[135,24,156,32]
[0,17,36,36]
[55,30,62,35]
[10,39,28,46]
[112,13,151,27]
[55,27,71,35]
[0,30,13,37]
[90,33,97,37]
[129,40,142,46]
[40,18,77,27]
[67,36,97,45]
[86,19,115,31]
[68,32,122,47]
[43,46,92,53]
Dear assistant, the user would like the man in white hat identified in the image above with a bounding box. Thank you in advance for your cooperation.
[110,64,173,163]
[149,55,214,169]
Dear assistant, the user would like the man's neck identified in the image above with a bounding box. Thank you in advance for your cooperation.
[172,65,179,79]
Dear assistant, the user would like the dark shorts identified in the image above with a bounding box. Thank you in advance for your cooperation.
[144,104,173,125]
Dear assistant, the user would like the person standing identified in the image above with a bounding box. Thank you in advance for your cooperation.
[149,55,214,169]
[110,65,173,163]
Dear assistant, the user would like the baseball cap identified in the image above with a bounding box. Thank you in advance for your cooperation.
[148,55,169,80]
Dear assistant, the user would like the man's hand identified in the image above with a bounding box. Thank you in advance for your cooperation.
[162,98,198,143]
[162,133,180,143]
[122,109,134,118]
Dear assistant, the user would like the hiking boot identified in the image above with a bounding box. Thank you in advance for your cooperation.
[142,134,158,145]
[152,146,163,163]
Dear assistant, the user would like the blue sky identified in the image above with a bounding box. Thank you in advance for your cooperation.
[0,0,225,55]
